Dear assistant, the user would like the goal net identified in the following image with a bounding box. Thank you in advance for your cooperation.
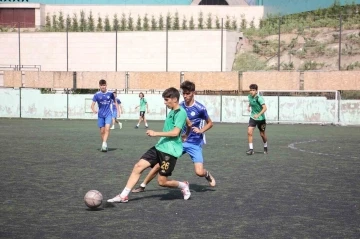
[258,90,345,125]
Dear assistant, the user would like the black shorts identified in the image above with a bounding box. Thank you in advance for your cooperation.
[140,111,145,117]
[141,146,177,176]
[248,118,266,132]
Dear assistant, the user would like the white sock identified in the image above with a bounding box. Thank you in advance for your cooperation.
[145,123,148,127]
[137,124,139,127]
[177,181,187,189]
[120,187,131,198]
[102,142,107,147]
[264,142,268,147]
[140,183,146,188]
[249,143,253,150]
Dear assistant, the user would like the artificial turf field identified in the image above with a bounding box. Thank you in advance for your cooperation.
[0,118,359,238]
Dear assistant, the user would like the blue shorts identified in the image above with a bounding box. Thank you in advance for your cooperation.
[182,142,204,163]
[112,110,118,119]
[98,115,112,128]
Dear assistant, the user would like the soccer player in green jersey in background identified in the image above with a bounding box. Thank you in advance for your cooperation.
[108,87,191,203]
[247,84,268,155]
[135,92,149,128]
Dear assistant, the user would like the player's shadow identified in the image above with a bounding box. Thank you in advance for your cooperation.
[97,148,118,152]
[190,183,216,193]
[85,207,105,211]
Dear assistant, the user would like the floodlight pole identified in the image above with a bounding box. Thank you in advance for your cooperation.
[66,24,69,71]
[338,14,342,71]
[115,29,118,72]
[221,18,223,72]
[166,24,168,72]
[278,17,281,71]
[18,22,21,71]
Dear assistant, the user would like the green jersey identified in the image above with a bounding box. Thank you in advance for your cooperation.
[248,94,266,121]
[155,107,187,158]
[140,98,147,111]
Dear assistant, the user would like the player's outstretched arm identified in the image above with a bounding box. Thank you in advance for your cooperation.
[146,127,182,137]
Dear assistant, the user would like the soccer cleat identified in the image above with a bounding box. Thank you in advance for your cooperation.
[134,126,139,129]
[119,122,123,129]
[246,149,254,155]
[264,147,268,154]
[145,125,149,128]
[181,181,191,200]
[101,143,108,152]
[205,172,216,187]
[107,195,129,203]
[110,125,115,130]
[132,186,145,193]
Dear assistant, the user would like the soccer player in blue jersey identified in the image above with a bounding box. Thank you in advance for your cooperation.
[246,84,268,155]
[132,80,216,193]
[110,91,123,130]
[91,79,119,152]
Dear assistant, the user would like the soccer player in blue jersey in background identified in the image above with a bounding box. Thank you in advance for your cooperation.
[110,91,123,130]
[132,80,216,193]
[91,79,119,152]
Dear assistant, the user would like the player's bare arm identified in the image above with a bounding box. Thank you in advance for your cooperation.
[91,101,97,114]
[254,104,267,119]
[146,127,182,137]
[193,117,213,134]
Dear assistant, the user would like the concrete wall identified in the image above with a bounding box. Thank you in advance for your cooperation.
[4,71,360,91]
[0,88,359,125]
[0,30,241,72]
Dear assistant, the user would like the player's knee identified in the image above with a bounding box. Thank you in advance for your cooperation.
[133,162,145,173]
[194,168,204,177]
[157,177,167,187]
[247,131,253,136]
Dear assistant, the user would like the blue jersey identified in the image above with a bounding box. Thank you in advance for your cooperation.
[180,100,209,145]
[92,91,115,118]
[112,98,121,111]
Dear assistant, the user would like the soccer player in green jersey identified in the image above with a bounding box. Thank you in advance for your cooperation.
[135,92,149,128]
[247,84,268,155]
[108,87,191,203]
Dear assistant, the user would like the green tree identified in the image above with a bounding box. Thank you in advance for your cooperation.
[128,14,134,31]
[240,14,247,30]
[52,13,58,32]
[189,16,195,30]
[88,11,95,32]
[173,11,180,30]
[79,10,87,32]
[66,14,71,31]
[96,15,103,32]
[72,13,79,32]
[113,14,119,31]
[158,14,164,30]
[206,13,212,29]
[104,15,111,31]
[58,11,65,31]
[225,16,231,29]
[231,17,237,30]
[45,13,51,32]
[182,16,188,30]
[151,15,157,30]
[215,16,220,29]
[136,15,142,31]
[120,13,126,31]
[198,11,204,29]
[143,14,150,31]
[166,12,172,30]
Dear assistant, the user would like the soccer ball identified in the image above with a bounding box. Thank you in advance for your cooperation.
[84,190,103,209]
